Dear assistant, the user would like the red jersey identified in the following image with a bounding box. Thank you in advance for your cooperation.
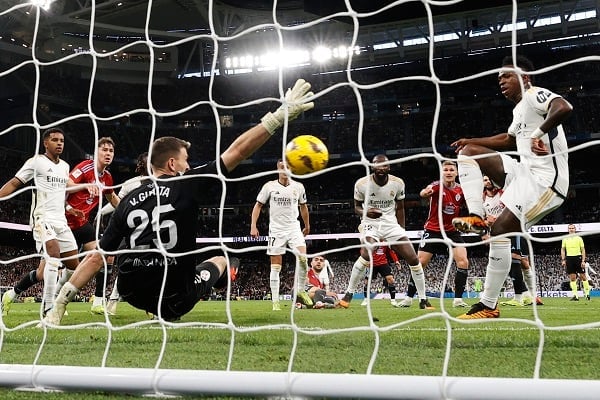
[372,246,398,267]
[66,159,114,230]
[423,180,465,232]
[307,268,324,290]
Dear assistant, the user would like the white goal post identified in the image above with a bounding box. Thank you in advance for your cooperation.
[2,364,600,399]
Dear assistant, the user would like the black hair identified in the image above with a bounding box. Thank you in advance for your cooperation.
[42,127,65,140]
[501,55,535,71]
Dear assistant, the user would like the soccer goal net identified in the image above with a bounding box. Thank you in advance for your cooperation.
[1,0,600,399]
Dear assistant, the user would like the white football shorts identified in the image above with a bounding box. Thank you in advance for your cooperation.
[267,229,306,255]
[360,219,407,243]
[500,153,565,229]
[33,219,78,254]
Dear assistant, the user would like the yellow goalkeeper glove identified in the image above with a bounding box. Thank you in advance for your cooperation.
[261,79,314,135]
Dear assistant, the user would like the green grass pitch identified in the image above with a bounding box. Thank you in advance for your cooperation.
[1,298,599,399]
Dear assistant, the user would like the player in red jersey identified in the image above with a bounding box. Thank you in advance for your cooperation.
[361,245,401,307]
[63,137,120,314]
[305,255,340,309]
[399,160,469,308]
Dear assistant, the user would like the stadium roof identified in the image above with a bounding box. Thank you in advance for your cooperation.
[0,0,598,77]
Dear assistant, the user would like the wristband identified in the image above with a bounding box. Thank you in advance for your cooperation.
[260,112,280,135]
[530,127,545,139]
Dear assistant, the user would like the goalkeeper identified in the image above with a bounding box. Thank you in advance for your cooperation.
[45,79,314,324]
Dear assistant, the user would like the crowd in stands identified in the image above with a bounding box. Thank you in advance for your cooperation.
[2,242,597,303]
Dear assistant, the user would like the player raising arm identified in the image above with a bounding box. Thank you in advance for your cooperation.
[44,79,314,324]
[450,55,572,319]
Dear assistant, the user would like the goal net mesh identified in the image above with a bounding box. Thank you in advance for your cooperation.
[1,0,600,398]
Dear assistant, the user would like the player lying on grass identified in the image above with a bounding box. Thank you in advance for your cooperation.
[306,255,340,309]
[44,78,315,324]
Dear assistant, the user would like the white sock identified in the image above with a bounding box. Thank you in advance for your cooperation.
[409,263,427,299]
[346,257,369,293]
[92,295,104,307]
[522,267,536,295]
[42,258,61,312]
[514,293,523,302]
[56,268,73,294]
[457,154,485,217]
[109,277,120,301]
[296,256,308,293]
[270,264,281,302]
[480,238,512,309]
[56,282,79,305]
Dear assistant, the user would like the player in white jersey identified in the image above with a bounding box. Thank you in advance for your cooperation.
[0,128,80,316]
[482,176,541,307]
[250,159,312,310]
[97,152,149,315]
[451,55,572,319]
[338,154,430,309]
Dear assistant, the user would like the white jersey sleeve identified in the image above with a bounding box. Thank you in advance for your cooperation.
[507,85,569,197]
[99,175,146,216]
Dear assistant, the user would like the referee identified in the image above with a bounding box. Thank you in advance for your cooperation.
[561,224,591,301]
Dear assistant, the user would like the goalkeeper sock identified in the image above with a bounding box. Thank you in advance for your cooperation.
[457,154,485,218]
[569,280,578,297]
[57,268,73,294]
[270,264,282,303]
[480,238,511,309]
[93,270,107,307]
[454,267,468,298]
[55,282,79,305]
[109,277,120,301]
[14,269,38,295]
[409,263,426,300]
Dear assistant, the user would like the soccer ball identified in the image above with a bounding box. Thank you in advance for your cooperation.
[285,135,329,175]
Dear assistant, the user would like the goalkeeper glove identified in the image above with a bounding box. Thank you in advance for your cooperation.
[261,79,314,135]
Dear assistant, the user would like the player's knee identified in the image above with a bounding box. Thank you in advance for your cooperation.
[87,253,107,273]
[298,255,307,265]
[457,146,481,157]
[313,289,326,303]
